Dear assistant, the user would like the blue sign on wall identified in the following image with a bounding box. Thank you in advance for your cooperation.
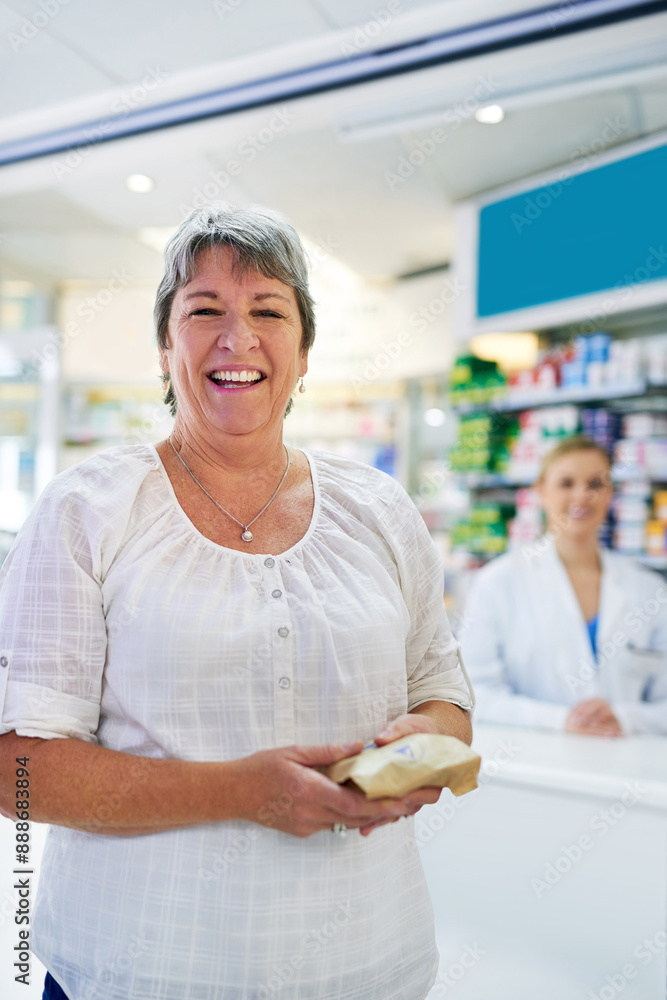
[477,142,667,318]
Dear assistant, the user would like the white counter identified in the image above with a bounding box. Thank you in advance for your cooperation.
[471,724,667,809]
[1,725,665,999]
[420,724,667,1000]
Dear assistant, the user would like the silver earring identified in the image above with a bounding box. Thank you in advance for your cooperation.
[298,377,306,394]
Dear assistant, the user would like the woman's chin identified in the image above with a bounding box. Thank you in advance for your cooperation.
[554,519,602,542]
[200,400,275,437]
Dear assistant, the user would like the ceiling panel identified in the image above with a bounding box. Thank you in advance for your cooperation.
[315,0,551,30]
[224,128,453,275]
[410,89,640,201]
[0,2,114,117]
[1,0,330,113]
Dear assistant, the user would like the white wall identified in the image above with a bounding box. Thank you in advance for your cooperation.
[58,280,159,382]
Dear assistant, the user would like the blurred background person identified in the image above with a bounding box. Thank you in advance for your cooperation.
[460,436,667,736]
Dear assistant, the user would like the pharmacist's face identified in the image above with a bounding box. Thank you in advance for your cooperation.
[537,450,613,538]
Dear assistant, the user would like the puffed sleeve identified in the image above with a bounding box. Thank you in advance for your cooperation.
[377,481,474,713]
[0,473,108,742]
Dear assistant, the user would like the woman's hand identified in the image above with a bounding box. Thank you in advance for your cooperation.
[231,740,414,838]
[373,712,440,745]
[565,698,624,737]
[355,712,444,837]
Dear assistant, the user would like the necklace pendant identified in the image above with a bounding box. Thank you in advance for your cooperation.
[241,529,254,542]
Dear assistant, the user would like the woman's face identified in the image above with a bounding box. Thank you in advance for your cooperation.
[536,449,614,541]
[162,246,308,442]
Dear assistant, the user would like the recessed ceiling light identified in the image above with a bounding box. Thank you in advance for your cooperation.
[475,105,505,125]
[125,174,154,193]
[424,408,446,427]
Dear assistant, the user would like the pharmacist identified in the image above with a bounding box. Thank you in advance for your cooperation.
[461,436,667,735]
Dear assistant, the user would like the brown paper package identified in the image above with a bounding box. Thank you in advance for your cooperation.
[324,733,481,799]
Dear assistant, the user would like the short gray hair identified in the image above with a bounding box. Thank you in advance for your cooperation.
[155,204,316,415]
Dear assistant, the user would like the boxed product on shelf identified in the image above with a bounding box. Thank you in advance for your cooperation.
[622,412,667,438]
[646,520,667,556]
[645,489,667,556]
[644,334,667,385]
[449,411,518,473]
[613,480,652,555]
[505,332,667,402]
[603,338,643,387]
[507,487,542,549]
[451,500,515,556]
[613,435,667,480]
[449,354,506,405]
[580,408,620,451]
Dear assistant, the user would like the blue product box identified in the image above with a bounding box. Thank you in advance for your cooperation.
[561,360,587,387]
[588,333,612,363]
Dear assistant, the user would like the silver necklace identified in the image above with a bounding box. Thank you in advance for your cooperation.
[168,437,290,543]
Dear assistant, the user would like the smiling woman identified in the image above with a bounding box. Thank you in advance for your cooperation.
[0,204,474,1000]
[154,205,316,420]
[461,435,667,737]
[160,244,307,450]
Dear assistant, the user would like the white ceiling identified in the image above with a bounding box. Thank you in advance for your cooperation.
[0,0,666,285]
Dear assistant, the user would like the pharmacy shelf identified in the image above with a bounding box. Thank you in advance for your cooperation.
[452,472,534,488]
[611,467,667,483]
[454,470,667,488]
[452,379,667,413]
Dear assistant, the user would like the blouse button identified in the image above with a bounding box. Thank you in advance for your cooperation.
[272,589,282,599]
[0,656,7,668]
[264,557,275,568]
[278,676,291,689]
[278,627,289,638]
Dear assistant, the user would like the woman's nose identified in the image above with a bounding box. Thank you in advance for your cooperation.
[575,483,593,501]
[217,318,258,353]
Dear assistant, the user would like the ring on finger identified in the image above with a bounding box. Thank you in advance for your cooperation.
[331,823,348,837]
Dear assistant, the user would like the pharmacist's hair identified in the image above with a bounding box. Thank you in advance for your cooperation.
[154,203,316,416]
[538,435,611,483]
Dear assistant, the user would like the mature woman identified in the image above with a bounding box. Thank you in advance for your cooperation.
[461,436,667,736]
[0,205,473,1000]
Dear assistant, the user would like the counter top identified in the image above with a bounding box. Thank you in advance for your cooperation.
[472,723,667,810]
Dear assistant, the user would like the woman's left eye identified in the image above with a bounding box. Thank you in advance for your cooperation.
[255,310,282,318]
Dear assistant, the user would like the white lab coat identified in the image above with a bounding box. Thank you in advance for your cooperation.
[460,538,667,734]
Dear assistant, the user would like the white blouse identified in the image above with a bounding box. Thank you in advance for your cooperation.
[0,445,472,1000]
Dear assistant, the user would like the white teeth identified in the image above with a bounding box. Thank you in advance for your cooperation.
[210,369,263,383]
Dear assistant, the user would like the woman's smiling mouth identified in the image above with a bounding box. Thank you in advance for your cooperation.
[208,369,266,389]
